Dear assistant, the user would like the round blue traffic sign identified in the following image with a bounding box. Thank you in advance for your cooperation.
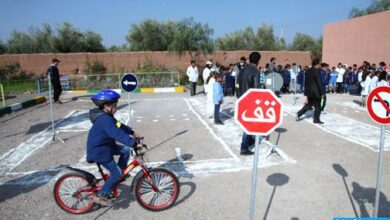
[121,73,138,92]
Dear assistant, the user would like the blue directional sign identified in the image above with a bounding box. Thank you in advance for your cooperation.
[120,73,138,92]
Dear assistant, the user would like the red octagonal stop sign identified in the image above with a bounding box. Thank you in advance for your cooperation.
[235,89,283,135]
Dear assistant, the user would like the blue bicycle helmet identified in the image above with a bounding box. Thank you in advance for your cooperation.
[91,89,120,107]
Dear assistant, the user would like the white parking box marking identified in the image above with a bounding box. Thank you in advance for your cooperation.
[185,99,239,161]
[285,104,390,151]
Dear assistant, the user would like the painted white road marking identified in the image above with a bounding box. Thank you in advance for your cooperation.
[1,97,297,186]
[185,99,239,161]
[335,101,365,111]
[284,104,390,151]
[0,110,78,177]
[0,109,133,185]
[3,154,296,186]
[175,147,184,162]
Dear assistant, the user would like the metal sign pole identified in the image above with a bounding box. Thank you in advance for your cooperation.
[272,73,275,93]
[373,124,385,217]
[128,92,131,127]
[249,135,261,220]
[48,74,56,139]
[48,74,64,143]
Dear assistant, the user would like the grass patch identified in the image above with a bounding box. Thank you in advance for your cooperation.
[2,80,36,95]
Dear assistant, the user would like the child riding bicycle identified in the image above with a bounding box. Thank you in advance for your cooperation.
[87,89,140,203]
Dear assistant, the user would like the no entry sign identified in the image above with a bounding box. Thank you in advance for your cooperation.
[367,86,390,125]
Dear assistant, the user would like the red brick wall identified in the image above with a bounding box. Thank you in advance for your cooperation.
[323,10,390,67]
[0,51,311,75]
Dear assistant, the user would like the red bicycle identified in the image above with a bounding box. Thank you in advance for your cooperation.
[53,137,180,214]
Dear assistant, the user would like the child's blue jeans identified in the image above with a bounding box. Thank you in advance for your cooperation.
[98,145,130,196]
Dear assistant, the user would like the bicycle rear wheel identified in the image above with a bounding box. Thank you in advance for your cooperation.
[53,172,95,214]
[134,168,180,211]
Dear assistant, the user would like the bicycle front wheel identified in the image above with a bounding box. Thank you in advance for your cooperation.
[134,168,180,211]
[53,172,95,214]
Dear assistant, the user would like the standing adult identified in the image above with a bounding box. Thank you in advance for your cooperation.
[206,72,216,118]
[297,66,306,93]
[234,57,247,98]
[335,63,345,93]
[360,69,371,107]
[202,61,212,94]
[46,58,62,104]
[290,63,298,93]
[268,57,277,73]
[236,52,261,156]
[281,64,291,94]
[186,60,199,96]
[296,58,324,124]
[319,63,329,111]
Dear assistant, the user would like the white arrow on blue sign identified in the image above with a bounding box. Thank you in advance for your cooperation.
[120,73,138,92]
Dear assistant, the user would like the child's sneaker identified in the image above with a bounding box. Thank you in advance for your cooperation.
[92,193,115,206]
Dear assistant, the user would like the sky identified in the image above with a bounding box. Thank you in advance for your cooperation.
[0,0,373,47]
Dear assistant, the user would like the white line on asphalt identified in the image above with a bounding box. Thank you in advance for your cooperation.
[335,101,365,111]
[185,98,239,161]
[3,156,295,185]
[0,110,78,176]
[284,104,390,151]
[175,147,184,162]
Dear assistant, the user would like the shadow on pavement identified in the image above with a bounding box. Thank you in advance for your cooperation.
[26,111,89,135]
[263,173,289,220]
[0,165,66,203]
[93,154,196,219]
[0,102,49,124]
[353,100,363,106]
[352,181,390,217]
[147,130,188,153]
[220,107,234,121]
[333,163,390,217]
[333,163,359,217]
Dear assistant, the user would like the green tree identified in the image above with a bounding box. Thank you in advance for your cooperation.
[30,23,55,53]
[107,44,130,52]
[0,40,7,54]
[82,31,105,52]
[290,33,322,59]
[349,0,390,18]
[52,22,84,52]
[215,27,255,50]
[168,17,214,58]
[52,22,105,53]
[126,19,172,51]
[255,24,276,50]
[7,30,36,53]
[275,37,287,51]
[290,33,316,51]
[311,36,323,60]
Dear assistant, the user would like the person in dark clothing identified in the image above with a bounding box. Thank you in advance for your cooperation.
[46,58,63,103]
[319,63,329,111]
[281,64,291,94]
[87,90,140,203]
[296,58,324,124]
[297,66,306,93]
[237,52,261,156]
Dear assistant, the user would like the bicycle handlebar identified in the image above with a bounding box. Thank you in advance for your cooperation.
[133,137,148,156]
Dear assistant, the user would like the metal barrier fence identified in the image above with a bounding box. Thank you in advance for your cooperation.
[38,72,181,91]
[1,72,181,102]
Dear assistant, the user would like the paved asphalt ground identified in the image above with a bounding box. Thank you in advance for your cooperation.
[0,91,389,220]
